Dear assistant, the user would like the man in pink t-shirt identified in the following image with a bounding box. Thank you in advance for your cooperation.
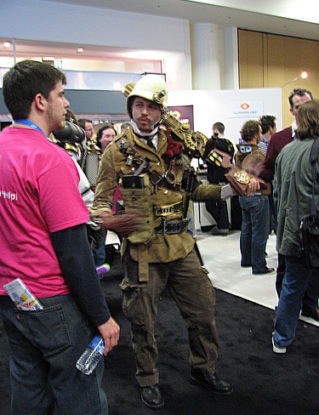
[0,60,121,414]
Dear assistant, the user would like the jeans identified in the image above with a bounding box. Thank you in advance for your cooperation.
[93,228,107,267]
[239,194,269,273]
[273,256,313,347]
[275,253,319,312]
[0,294,108,415]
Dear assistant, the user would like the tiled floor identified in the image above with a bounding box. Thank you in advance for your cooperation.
[196,229,319,327]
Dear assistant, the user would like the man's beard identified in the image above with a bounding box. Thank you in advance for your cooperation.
[131,120,158,137]
[137,117,153,132]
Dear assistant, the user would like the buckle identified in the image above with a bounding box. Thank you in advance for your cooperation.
[163,219,180,234]
[155,218,189,234]
[153,202,183,217]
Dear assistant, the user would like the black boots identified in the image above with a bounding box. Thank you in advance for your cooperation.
[141,384,164,409]
[190,370,233,395]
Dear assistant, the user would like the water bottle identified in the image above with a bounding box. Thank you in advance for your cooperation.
[96,263,110,279]
[76,335,105,375]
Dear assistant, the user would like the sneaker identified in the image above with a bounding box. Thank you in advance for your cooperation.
[272,336,286,354]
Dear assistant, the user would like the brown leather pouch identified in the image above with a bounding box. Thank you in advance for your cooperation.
[225,167,250,196]
[208,148,269,196]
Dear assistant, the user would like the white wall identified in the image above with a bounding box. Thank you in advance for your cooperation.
[1,1,188,50]
[0,0,193,90]
[167,88,282,147]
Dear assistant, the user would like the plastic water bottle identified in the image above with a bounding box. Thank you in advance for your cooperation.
[76,335,105,375]
[96,263,110,279]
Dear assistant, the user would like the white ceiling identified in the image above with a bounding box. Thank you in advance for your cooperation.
[1,0,319,62]
[38,0,319,38]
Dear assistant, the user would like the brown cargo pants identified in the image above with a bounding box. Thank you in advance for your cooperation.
[120,247,219,387]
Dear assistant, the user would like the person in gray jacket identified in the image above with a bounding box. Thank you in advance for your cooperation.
[272,99,319,354]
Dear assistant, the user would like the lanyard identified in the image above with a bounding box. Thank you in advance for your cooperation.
[14,119,46,137]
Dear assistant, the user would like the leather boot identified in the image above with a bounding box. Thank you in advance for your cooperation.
[141,384,164,409]
[190,370,233,395]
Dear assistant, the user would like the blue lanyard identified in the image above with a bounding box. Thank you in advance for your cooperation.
[14,119,46,137]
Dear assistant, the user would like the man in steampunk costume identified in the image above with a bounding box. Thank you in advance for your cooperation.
[91,75,234,409]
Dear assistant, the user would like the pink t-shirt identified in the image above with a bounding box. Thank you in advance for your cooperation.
[0,127,89,298]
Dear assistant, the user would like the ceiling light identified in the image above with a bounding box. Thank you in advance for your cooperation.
[282,71,309,87]
[113,82,122,90]
[77,48,84,53]
[3,41,11,48]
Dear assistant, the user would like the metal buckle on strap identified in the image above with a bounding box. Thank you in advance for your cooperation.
[155,218,189,234]
[153,202,183,217]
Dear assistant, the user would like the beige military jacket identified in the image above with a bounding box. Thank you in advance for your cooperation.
[91,127,221,268]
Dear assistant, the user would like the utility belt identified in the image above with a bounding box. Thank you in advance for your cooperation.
[155,218,189,235]
[153,202,183,216]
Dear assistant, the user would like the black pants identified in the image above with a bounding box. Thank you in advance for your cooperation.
[205,199,229,230]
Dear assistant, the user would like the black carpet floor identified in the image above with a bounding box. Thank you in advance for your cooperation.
[0,257,318,415]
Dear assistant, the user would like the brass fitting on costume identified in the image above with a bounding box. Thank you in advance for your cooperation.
[161,111,209,158]
[86,140,101,155]
[233,170,250,185]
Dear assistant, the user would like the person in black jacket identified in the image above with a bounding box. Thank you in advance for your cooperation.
[203,122,235,235]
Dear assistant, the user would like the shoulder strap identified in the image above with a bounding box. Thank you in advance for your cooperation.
[309,137,319,215]
[310,136,319,164]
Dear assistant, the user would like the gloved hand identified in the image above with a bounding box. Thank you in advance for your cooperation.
[98,211,146,238]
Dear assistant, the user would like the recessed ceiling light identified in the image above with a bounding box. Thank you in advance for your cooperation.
[113,82,122,90]
[77,48,84,53]
[3,41,11,48]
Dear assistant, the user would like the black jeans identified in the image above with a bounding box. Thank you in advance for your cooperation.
[205,199,229,229]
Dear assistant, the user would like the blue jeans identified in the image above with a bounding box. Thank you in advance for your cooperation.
[273,256,313,347]
[0,294,108,415]
[275,253,319,312]
[239,195,269,273]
